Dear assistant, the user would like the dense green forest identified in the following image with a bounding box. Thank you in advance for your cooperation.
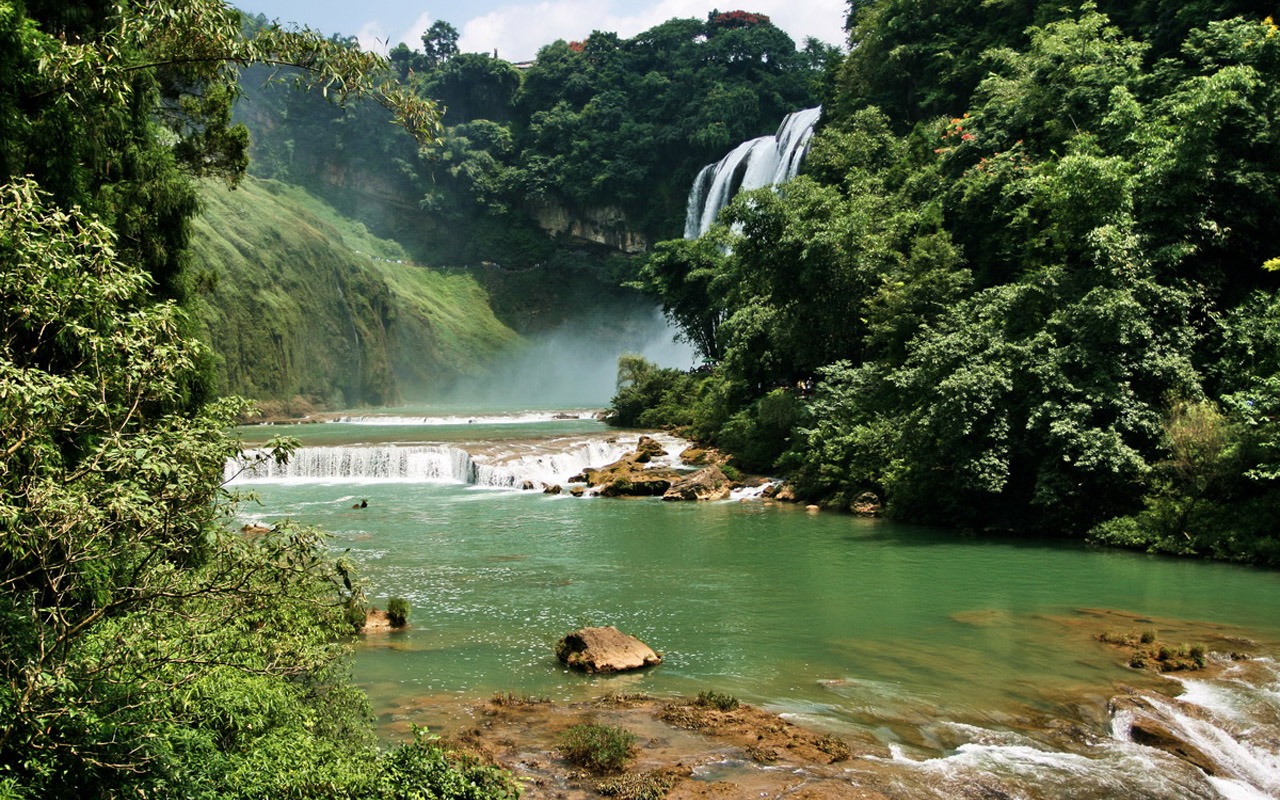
[234,10,834,265]
[621,1,1280,564]
[0,1,512,797]
[5,0,1280,795]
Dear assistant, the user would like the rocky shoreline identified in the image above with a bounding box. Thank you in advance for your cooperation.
[366,609,1280,799]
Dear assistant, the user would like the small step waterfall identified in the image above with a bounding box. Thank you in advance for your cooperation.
[684,106,822,239]
[224,433,689,489]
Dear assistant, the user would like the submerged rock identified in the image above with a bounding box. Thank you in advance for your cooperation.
[555,626,662,673]
[663,465,733,502]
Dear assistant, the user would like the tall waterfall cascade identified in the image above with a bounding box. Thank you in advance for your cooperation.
[684,106,822,239]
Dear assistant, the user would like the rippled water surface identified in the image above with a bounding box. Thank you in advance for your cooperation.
[232,410,1280,797]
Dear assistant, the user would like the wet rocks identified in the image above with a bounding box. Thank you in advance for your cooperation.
[851,491,882,516]
[663,465,733,502]
[584,442,679,497]
[555,626,662,673]
[1111,689,1225,777]
[634,435,668,462]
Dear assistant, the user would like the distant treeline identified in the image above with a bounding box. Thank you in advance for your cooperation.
[235,10,836,266]
[616,0,1280,564]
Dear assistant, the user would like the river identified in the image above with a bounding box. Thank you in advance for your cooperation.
[229,408,1280,799]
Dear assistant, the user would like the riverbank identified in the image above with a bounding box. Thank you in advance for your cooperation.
[372,650,1279,800]
[358,608,1279,799]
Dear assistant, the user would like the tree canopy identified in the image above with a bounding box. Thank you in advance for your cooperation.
[622,3,1280,563]
[0,1,519,796]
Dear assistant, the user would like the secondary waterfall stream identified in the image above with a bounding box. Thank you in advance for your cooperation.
[227,409,1280,799]
[684,105,822,239]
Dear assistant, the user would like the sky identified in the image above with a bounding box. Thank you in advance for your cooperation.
[240,0,848,62]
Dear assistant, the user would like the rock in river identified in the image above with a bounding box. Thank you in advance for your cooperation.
[555,626,662,673]
[584,452,678,497]
[663,465,733,501]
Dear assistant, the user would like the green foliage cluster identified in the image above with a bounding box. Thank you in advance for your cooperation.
[188,176,518,405]
[557,724,637,774]
[693,690,740,711]
[386,597,411,628]
[621,2,1280,563]
[235,10,832,265]
[1,2,515,797]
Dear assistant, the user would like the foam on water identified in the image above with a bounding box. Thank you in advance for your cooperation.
[226,432,690,489]
[331,410,597,426]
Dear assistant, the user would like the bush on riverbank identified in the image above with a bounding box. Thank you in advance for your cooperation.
[558,724,638,774]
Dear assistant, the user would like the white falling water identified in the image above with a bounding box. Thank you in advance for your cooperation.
[1109,658,1280,799]
[224,433,689,490]
[684,105,822,239]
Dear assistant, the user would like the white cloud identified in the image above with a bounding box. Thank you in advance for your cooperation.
[398,11,435,51]
[457,0,846,63]
[355,19,391,53]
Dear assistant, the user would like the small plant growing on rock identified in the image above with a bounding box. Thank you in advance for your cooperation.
[1140,629,1157,644]
[815,734,852,761]
[491,691,548,707]
[596,769,677,800]
[1190,644,1207,668]
[558,723,637,774]
[694,690,739,711]
[386,596,410,628]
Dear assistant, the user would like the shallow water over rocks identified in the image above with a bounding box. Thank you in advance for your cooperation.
[232,410,1280,797]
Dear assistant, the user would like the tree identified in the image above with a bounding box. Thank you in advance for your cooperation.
[421,20,460,69]
[0,3,519,796]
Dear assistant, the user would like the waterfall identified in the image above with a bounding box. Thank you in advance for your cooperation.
[684,106,822,239]
[224,433,688,489]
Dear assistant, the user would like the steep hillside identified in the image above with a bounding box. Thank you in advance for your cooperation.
[189,178,519,409]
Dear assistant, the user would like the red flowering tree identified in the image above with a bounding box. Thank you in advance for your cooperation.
[709,10,772,30]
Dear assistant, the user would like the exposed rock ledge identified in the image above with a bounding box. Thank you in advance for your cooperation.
[583,436,680,497]
[662,465,733,501]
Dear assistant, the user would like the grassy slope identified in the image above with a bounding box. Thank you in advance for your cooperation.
[189,178,519,407]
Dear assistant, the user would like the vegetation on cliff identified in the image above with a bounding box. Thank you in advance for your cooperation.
[190,177,518,408]
[618,1,1280,564]
[0,1,514,796]
[234,10,835,264]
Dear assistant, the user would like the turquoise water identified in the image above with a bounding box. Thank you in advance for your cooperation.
[232,414,1280,760]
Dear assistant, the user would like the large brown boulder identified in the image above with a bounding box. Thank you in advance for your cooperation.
[585,452,678,497]
[663,465,734,502]
[556,626,662,673]
[634,435,668,463]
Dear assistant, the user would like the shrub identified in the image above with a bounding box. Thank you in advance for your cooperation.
[693,690,739,711]
[558,724,637,774]
[387,597,410,628]
[1140,629,1157,644]
[376,729,520,800]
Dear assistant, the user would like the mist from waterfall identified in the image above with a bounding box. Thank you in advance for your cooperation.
[684,106,822,239]
[438,304,696,408]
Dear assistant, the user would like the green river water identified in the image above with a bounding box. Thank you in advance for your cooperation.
[232,410,1280,798]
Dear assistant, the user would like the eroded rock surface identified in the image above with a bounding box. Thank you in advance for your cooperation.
[663,465,733,502]
[556,626,662,673]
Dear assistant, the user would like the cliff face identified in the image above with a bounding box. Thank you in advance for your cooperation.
[528,201,649,254]
[189,178,519,408]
